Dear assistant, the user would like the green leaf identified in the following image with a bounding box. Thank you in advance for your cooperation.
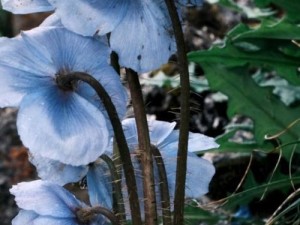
[216,125,273,153]
[267,0,300,21]
[184,203,222,225]
[253,70,300,106]
[232,19,300,40]
[207,0,274,18]
[253,0,300,21]
[188,37,300,86]
[224,175,300,209]
[140,70,210,93]
[197,64,300,157]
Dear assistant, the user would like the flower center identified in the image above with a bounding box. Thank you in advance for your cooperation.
[76,207,96,225]
[55,69,78,91]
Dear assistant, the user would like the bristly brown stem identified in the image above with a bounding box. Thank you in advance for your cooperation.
[126,68,158,225]
[100,154,126,224]
[164,1,191,225]
[58,72,142,225]
[76,206,120,225]
[151,145,172,225]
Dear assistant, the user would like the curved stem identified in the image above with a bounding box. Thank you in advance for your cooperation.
[58,72,142,225]
[164,1,190,225]
[126,69,158,225]
[91,206,120,225]
[100,154,126,224]
[76,206,120,225]
[151,145,172,225]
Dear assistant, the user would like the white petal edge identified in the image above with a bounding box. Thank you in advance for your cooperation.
[2,0,54,14]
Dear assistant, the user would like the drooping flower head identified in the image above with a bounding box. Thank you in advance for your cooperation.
[10,180,108,225]
[0,26,127,166]
[2,0,203,72]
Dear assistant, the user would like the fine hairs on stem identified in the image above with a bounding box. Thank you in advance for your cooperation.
[76,206,120,225]
[126,68,158,225]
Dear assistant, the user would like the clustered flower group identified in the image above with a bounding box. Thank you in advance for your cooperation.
[0,0,219,224]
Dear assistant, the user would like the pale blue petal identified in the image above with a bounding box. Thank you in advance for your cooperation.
[39,14,63,27]
[87,160,113,209]
[161,150,215,199]
[177,0,203,6]
[157,129,216,199]
[185,155,215,198]
[22,27,111,71]
[0,65,51,107]
[12,210,39,225]
[0,33,55,77]
[47,0,129,36]
[13,211,79,225]
[122,118,139,149]
[186,132,219,153]
[76,66,128,133]
[29,153,88,185]
[90,216,109,225]
[10,180,84,218]
[159,130,219,153]
[31,217,78,225]
[22,27,126,124]
[110,1,176,72]
[148,120,176,146]
[17,86,109,166]
[0,30,58,108]
[2,0,54,14]
[20,31,54,70]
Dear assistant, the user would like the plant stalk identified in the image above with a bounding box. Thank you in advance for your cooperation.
[126,68,158,225]
[151,145,172,225]
[164,1,190,225]
[100,154,126,224]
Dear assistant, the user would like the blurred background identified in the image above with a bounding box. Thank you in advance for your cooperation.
[1,1,299,224]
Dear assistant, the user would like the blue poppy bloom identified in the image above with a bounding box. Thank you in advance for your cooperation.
[30,118,218,214]
[10,180,108,225]
[87,118,218,213]
[29,152,89,185]
[0,26,127,166]
[121,118,218,200]
[2,0,203,73]
[29,153,114,209]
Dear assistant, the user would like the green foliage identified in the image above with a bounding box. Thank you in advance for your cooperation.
[186,0,300,223]
[184,203,222,225]
[224,172,300,209]
[188,10,300,158]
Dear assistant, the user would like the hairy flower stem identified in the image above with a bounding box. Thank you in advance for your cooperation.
[77,206,120,225]
[164,1,190,225]
[151,146,172,225]
[100,155,126,224]
[58,72,142,225]
[126,68,158,225]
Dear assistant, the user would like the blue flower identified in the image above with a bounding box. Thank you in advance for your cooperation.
[121,118,218,200]
[29,153,114,209]
[0,26,127,166]
[29,152,89,185]
[10,180,108,225]
[30,118,218,214]
[87,118,218,213]
[2,0,203,73]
